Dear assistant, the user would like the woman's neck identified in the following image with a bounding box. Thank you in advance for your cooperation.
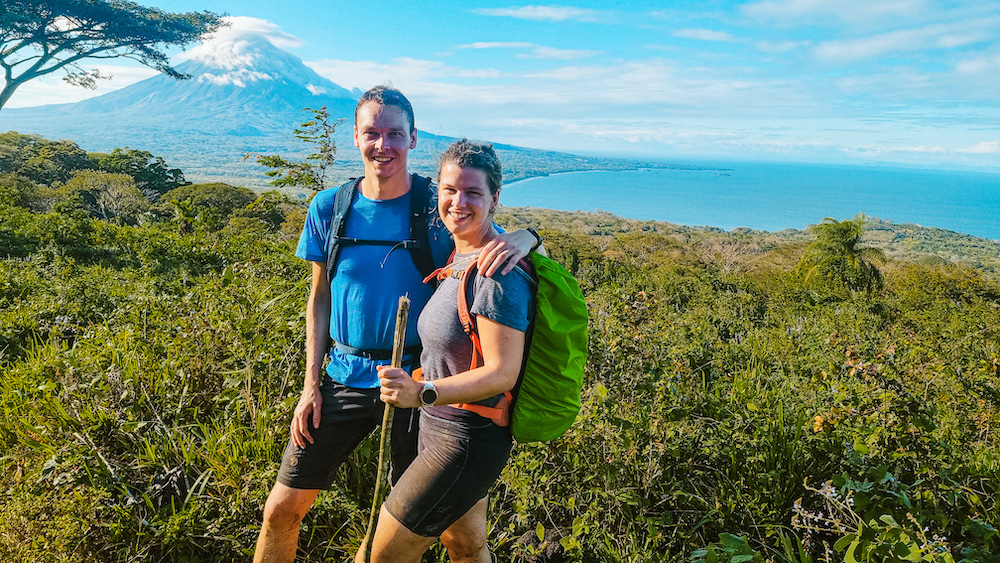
[453,225,499,254]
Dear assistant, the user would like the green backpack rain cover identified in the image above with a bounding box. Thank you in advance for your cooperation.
[512,252,589,442]
[451,252,589,442]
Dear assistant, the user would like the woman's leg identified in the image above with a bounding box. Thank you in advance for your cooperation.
[356,505,438,563]
[439,496,491,563]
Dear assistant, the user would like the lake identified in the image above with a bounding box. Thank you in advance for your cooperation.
[501,161,1000,241]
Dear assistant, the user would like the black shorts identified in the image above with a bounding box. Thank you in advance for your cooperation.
[276,379,419,490]
[383,408,512,537]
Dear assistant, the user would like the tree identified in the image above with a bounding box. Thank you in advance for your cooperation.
[168,196,195,235]
[795,213,886,295]
[250,106,343,192]
[0,171,39,208]
[0,132,95,184]
[158,182,255,218]
[26,139,95,184]
[62,169,148,222]
[97,147,184,201]
[0,0,224,110]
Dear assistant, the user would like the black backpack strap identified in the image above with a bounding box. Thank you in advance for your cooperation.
[408,174,437,281]
[325,177,362,276]
[326,175,435,280]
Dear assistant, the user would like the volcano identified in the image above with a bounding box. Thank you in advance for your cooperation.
[0,30,369,186]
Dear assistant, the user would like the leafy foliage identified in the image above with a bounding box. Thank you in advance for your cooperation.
[1,190,998,562]
[250,106,344,192]
[794,214,886,296]
[60,170,149,223]
[0,132,94,186]
[96,147,185,200]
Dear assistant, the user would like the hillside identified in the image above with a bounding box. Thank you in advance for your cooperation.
[496,206,1000,274]
[2,170,999,561]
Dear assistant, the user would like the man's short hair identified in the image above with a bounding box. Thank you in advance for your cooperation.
[355,85,416,133]
[438,139,503,195]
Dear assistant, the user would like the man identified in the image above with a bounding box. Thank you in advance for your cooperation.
[253,86,540,563]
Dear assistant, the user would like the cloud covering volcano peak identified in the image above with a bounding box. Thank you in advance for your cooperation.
[175,17,345,96]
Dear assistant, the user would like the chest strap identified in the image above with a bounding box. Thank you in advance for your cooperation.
[334,342,421,361]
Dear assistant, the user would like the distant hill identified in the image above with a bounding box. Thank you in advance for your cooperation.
[0,31,696,193]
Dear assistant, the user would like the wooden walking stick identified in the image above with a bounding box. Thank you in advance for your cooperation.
[362,295,410,563]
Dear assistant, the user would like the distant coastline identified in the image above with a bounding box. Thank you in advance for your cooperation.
[501,163,1000,243]
[504,163,734,185]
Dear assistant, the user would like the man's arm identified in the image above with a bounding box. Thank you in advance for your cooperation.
[477,228,545,277]
[290,261,332,449]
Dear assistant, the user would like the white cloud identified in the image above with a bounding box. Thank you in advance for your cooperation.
[178,16,303,62]
[958,141,1000,154]
[458,42,536,50]
[673,29,738,42]
[175,16,326,88]
[519,46,600,60]
[755,40,812,53]
[956,53,1000,74]
[814,27,928,60]
[305,57,502,98]
[743,0,930,26]
[813,16,1000,61]
[455,42,599,60]
[473,5,603,22]
[852,144,946,153]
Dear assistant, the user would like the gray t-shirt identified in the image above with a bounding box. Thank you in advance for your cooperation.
[417,252,535,421]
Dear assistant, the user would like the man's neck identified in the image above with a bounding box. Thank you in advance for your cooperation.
[359,172,411,200]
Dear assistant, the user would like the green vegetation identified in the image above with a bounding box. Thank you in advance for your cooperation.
[2,146,999,562]
[95,148,186,200]
[250,106,345,193]
[794,214,886,297]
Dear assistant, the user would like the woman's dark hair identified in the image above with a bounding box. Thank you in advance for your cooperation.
[437,139,502,195]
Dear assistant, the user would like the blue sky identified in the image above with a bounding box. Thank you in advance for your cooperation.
[8,0,1000,170]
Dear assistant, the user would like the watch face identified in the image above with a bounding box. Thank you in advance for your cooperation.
[421,383,437,406]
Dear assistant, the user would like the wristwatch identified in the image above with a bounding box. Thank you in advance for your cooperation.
[526,227,543,253]
[419,380,438,407]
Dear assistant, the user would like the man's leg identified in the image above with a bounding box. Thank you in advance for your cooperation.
[355,505,438,563]
[439,497,491,563]
[253,483,321,563]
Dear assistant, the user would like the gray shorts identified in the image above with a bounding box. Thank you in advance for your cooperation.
[276,379,419,490]
[383,408,512,537]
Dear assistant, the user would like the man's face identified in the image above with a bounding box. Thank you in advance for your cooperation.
[354,101,418,181]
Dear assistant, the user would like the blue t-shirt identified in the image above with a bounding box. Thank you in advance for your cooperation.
[296,181,453,388]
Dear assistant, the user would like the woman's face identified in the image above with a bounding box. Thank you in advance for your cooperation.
[437,162,499,245]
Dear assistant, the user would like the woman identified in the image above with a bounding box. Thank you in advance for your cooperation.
[364,140,535,563]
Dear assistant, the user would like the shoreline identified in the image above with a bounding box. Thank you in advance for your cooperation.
[499,165,1000,242]
[505,163,733,187]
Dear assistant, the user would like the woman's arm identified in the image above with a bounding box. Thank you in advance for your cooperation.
[378,316,524,408]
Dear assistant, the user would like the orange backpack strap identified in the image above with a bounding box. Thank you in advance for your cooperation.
[456,259,484,371]
[424,251,528,428]
[450,257,532,427]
